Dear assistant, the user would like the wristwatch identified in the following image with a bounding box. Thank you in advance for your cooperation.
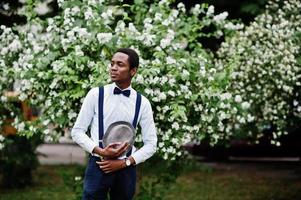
[125,158,131,167]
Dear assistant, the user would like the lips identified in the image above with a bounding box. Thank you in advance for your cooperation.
[110,73,118,78]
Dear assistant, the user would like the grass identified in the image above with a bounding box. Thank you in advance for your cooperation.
[165,163,301,200]
[0,161,301,200]
[0,165,78,200]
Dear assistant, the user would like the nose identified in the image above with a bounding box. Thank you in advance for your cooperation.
[111,63,118,71]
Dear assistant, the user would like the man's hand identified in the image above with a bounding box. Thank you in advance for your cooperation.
[93,142,129,159]
[96,159,125,173]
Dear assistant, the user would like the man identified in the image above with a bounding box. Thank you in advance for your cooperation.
[71,48,157,200]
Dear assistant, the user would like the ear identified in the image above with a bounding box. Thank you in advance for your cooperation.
[130,67,137,77]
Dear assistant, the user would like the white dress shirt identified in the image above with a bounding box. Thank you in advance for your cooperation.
[71,83,157,165]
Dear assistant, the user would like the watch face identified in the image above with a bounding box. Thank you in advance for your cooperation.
[126,159,131,166]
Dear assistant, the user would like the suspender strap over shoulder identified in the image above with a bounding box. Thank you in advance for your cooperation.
[132,93,142,129]
[126,92,142,157]
[98,86,104,148]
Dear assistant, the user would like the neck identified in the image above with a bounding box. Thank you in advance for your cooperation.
[115,81,131,90]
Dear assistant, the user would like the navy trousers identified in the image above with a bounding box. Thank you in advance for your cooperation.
[82,156,136,200]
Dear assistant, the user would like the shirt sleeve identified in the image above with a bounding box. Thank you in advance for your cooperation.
[71,88,98,154]
[131,97,157,165]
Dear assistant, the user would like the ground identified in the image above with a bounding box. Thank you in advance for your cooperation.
[0,160,300,200]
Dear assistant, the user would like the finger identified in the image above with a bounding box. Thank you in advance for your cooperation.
[116,142,127,150]
[116,143,129,153]
[120,144,130,154]
[96,161,109,166]
[105,146,117,153]
[107,142,122,148]
[98,162,111,169]
[99,165,110,170]
[96,161,105,165]
[123,143,130,150]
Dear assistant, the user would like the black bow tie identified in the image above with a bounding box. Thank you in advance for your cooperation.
[113,87,131,97]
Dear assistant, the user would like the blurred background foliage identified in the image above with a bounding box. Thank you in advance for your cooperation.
[0,0,270,52]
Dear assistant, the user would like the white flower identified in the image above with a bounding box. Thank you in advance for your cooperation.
[242,102,251,109]
[57,0,65,7]
[1,95,7,102]
[180,85,188,92]
[167,90,175,97]
[19,93,27,101]
[3,3,10,10]
[293,100,298,106]
[144,88,153,96]
[18,122,26,131]
[97,33,113,44]
[101,8,113,23]
[42,119,50,126]
[213,12,228,23]
[74,45,84,56]
[177,3,186,12]
[247,114,255,122]
[135,74,144,83]
[234,95,242,103]
[172,122,180,130]
[154,13,162,21]
[9,39,22,52]
[43,129,50,135]
[159,0,170,6]
[182,70,190,77]
[191,4,201,16]
[128,23,138,33]
[207,5,214,16]
[0,135,4,142]
[220,92,232,100]
[158,92,167,100]
[225,22,244,30]
[166,56,176,64]
[71,6,80,14]
[77,28,89,38]
[139,33,156,46]
[220,111,226,120]
[84,7,94,20]
[68,112,77,119]
[238,116,246,123]
[161,76,168,84]
[115,21,126,33]
[34,1,51,15]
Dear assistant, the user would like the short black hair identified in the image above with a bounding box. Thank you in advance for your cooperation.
[116,48,139,69]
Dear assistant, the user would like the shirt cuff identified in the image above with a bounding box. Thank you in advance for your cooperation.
[131,152,143,165]
[86,142,98,154]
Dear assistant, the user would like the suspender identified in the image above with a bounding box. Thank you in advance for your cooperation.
[98,87,104,148]
[98,86,142,157]
[126,92,141,157]
[132,93,142,129]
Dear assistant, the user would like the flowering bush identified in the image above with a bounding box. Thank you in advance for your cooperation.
[0,135,4,150]
[216,0,301,145]
[0,0,248,160]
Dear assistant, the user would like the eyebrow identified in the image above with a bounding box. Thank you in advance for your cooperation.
[111,60,126,65]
